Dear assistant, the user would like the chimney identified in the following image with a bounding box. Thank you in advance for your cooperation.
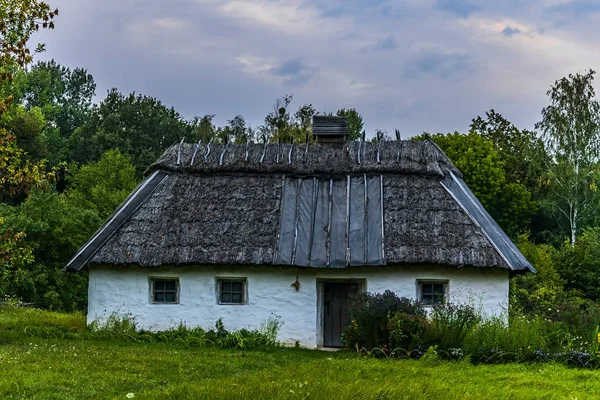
[312,116,348,147]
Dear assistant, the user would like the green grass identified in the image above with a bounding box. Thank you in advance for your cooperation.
[3,307,600,399]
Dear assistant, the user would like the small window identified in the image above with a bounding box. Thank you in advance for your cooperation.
[218,279,246,305]
[151,279,179,304]
[418,281,447,306]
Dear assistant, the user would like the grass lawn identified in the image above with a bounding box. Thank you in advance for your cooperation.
[2,307,600,399]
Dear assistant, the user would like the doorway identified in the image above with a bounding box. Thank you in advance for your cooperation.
[322,282,360,347]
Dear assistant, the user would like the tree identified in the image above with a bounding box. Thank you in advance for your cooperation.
[0,190,100,310]
[471,109,544,190]
[7,105,46,160]
[0,0,58,117]
[19,60,96,138]
[65,149,138,219]
[423,132,537,238]
[218,115,253,144]
[294,103,317,140]
[0,130,52,203]
[511,235,564,315]
[69,89,196,175]
[535,70,600,247]
[555,227,600,301]
[263,94,294,142]
[336,108,364,141]
[0,215,33,300]
[193,114,217,143]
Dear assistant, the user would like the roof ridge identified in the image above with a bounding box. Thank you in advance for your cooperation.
[148,140,463,178]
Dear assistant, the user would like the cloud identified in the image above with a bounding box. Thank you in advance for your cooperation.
[548,0,600,16]
[32,0,600,138]
[270,59,315,84]
[502,26,522,36]
[403,51,475,80]
[361,34,400,52]
[375,35,400,50]
[436,0,480,17]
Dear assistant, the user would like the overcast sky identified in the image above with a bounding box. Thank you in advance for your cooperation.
[33,0,600,137]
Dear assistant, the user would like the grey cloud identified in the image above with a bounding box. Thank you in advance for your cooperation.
[502,26,521,37]
[403,51,475,80]
[376,35,399,50]
[436,0,480,17]
[270,59,315,85]
[360,34,399,52]
[34,0,596,140]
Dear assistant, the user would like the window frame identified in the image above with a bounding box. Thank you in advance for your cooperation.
[417,280,449,307]
[216,278,247,305]
[150,278,180,304]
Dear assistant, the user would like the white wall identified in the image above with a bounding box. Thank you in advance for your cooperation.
[88,265,509,348]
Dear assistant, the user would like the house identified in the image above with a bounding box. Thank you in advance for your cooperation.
[65,117,535,348]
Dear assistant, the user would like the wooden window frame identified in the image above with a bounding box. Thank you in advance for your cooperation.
[417,280,448,306]
[150,278,180,304]
[217,278,247,305]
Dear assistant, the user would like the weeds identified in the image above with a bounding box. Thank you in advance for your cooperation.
[0,306,282,351]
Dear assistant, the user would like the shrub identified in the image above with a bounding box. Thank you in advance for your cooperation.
[342,290,424,351]
[462,313,549,364]
[388,312,430,353]
[427,303,479,358]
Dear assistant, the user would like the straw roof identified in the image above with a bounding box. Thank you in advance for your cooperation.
[65,139,535,273]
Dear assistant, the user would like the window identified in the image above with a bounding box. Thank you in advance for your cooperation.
[418,281,448,306]
[151,279,179,304]
[218,279,246,305]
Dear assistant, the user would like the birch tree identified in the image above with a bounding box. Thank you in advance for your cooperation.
[535,70,600,247]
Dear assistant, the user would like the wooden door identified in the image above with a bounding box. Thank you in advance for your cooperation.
[323,282,359,347]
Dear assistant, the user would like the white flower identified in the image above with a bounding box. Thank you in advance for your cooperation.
[126,393,135,399]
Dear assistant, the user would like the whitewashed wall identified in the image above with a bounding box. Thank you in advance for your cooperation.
[88,265,509,348]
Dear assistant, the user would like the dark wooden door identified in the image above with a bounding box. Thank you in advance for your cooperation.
[323,282,359,347]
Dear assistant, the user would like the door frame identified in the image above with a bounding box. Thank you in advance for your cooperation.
[316,278,366,348]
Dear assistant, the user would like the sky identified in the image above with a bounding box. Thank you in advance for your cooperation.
[33,0,600,137]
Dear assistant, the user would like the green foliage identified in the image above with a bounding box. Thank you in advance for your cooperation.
[18,60,96,138]
[6,308,282,350]
[336,108,364,140]
[6,307,600,400]
[6,106,47,161]
[462,314,549,364]
[423,132,537,238]
[294,103,316,140]
[65,148,138,218]
[555,227,600,301]
[535,70,600,246]
[0,0,58,117]
[68,88,196,175]
[512,235,565,314]
[220,114,252,144]
[0,130,53,203]
[0,217,33,300]
[470,109,543,191]
[427,303,480,356]
[342,291,425,351]
[388,312,430,353]
[0,190,100,310]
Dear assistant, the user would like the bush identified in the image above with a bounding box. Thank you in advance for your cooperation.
[463,313,549,364]
[388,312,430,354]
[342,290,424,351]
[427,303,479,357]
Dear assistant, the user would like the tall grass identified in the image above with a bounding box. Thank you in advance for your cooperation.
[87,313,283,350]
[0,306,282,350]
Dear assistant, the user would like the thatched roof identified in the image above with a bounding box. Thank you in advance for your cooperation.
[65,139,535,273]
